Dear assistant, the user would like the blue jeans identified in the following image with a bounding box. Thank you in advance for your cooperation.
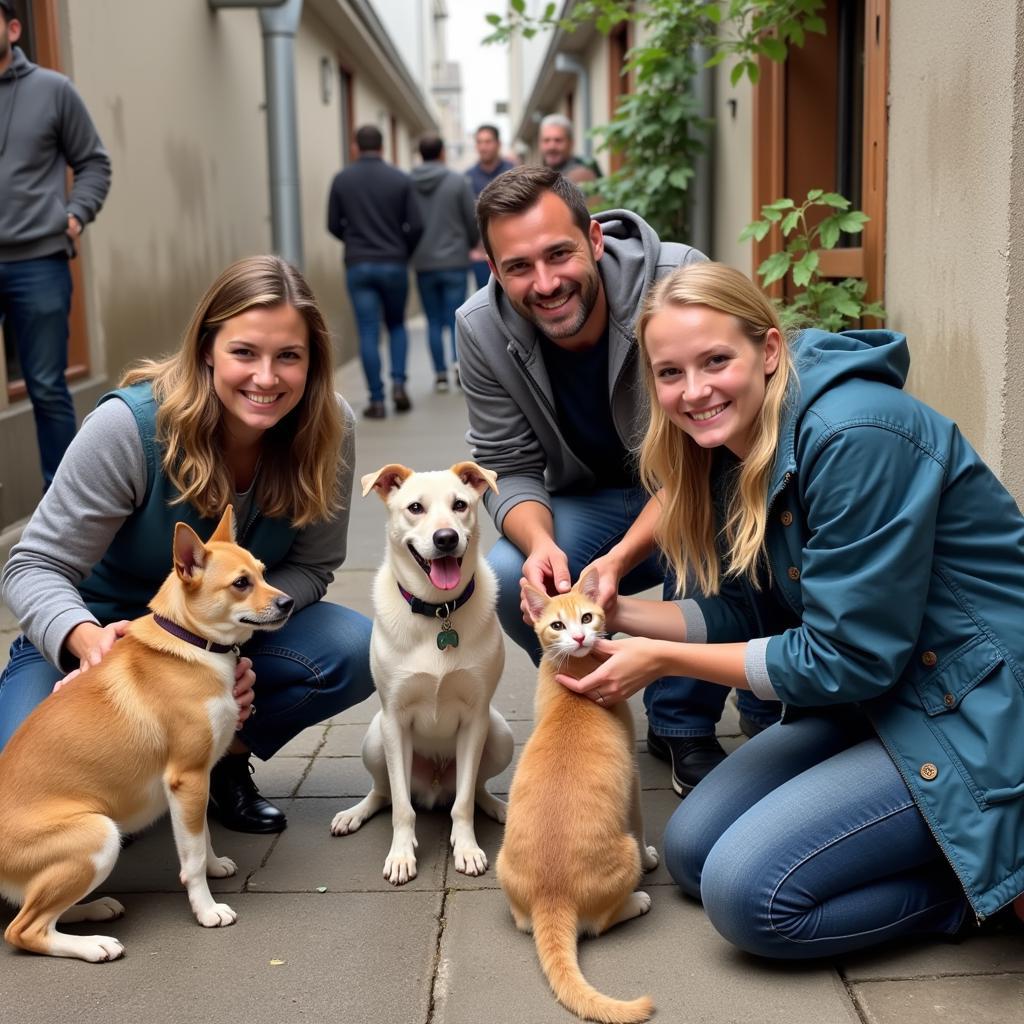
[416,268,467,373]
[345,261,410,403]
[0,601,374,757]
[663,712,969,959]
[0,255,76,487]
[486,486,779,735]
[471,261,491,290]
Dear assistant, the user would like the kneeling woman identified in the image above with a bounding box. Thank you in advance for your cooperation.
[560,261,1024,956]
[0,255,374,834]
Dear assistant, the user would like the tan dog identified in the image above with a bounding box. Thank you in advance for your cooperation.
[330,462,514,885]
[0,507,292,962]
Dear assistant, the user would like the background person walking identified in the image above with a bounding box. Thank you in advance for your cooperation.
[327,124,423,419]
[465,124,514,290]
[0,0,111,488]
[411,134,478,392]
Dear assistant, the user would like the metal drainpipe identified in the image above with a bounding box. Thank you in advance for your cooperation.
[553,53,592,161]
[688,44,714,256]
[208,0,304,269]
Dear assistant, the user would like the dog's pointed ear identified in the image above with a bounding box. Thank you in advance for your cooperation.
[360,464,413,500]
[209,505,236,544]
[575,565,601,602]
[522,582,550,624]
[450,460,499,496]
[173,522,207,581]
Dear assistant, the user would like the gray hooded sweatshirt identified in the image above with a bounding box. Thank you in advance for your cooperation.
[410,161,478,272]
[455,209,705,532]
[0,47,111,261]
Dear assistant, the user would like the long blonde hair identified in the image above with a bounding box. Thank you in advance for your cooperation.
[121,255,344,527]
[636,262,794,596]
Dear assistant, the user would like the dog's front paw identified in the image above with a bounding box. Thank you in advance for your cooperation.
[196,902,238,928]
[331,807,366,836]
[76,935,125,962]
[383,843,418,886]
[452,840,488,876]
[476,790,507,823]
[642,845,659,872]
[207,855,237,878]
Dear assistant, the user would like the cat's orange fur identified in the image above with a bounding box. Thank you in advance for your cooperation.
[496,569,658,1024]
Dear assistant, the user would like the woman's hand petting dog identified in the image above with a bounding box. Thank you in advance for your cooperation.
[233,657,256,729]
[54,627,256,731]
[54,619,132,691]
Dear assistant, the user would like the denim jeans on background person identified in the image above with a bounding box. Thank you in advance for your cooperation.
[416,267,468,373]
[345,261,410,403]
[471,261,490,290]
[0,255,76,488]
[0,600,374,756]
[663,712,969,959]
[486,485,780,736]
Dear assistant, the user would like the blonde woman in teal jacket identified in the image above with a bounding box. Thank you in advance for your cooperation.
[560,261,1024,957]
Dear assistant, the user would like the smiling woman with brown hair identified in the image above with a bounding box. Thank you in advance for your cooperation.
[0,255,375,834]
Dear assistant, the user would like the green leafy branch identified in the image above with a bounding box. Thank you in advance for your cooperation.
[482,0,827,241]
[740,190,886,331]
[483,0,826,87]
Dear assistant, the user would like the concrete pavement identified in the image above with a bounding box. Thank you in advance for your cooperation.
[1,327,1021,1024]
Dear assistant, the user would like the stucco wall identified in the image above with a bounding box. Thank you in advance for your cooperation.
[65,0,271,382]
[886,1,1016,491]
[712,61,753,273]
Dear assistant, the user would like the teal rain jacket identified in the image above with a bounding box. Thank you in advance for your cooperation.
[690,329,1024,920]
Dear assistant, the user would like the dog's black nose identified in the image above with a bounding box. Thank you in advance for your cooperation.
[433,529,459,553]
[274,595,295,615]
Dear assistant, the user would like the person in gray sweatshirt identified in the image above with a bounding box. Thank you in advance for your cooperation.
[0,1,111,487]
[456,166,782,795]
[410,135,478,392]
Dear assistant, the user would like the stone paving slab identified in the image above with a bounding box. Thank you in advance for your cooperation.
[848,975,1024,1024]
[249,797,450,894]
[434,886,863,1024]
[0,892,441,1024]
[96,817,279,895]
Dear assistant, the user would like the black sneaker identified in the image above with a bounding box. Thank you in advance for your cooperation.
[646,728,727,796]
[393,384,412,412]
[208,753,287,834]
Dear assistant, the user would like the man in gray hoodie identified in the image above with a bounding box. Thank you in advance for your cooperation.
[411,134,478,392]
[0,1,111,487]
[456,165,781,794]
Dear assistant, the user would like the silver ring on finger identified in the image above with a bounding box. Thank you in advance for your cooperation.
[595,691,605,704]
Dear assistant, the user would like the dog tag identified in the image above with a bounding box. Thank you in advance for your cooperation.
[436,616,459,651]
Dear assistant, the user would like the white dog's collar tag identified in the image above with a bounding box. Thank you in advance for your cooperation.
[435,611,459,651]
[396,578,476,652]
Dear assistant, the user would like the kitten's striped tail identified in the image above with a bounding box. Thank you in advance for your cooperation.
[532,901,653,1023]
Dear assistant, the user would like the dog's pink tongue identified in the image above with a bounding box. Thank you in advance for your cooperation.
[429,556,461,591]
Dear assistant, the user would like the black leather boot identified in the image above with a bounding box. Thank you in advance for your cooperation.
[208,752,287,834]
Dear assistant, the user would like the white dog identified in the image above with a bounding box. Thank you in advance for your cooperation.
[330,461,514,885]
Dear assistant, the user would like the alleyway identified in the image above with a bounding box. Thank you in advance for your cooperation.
[1,327,1021,1024]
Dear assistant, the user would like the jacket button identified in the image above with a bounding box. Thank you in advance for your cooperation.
[920,762,938,781]
[780,510,793,526]
[921,650,938,667]
[787,566,800,581]
[943,692,955,707]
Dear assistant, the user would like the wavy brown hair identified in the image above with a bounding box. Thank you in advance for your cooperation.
[121,255,344,527]
[635,262,794,596]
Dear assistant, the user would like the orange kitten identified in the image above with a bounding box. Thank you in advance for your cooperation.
[496,568,659,1024]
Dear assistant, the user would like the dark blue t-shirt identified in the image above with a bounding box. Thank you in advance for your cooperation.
[540,331,636,490]
[465,159,515,198]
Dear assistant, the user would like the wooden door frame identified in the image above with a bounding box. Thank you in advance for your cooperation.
[752,0,888,309]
